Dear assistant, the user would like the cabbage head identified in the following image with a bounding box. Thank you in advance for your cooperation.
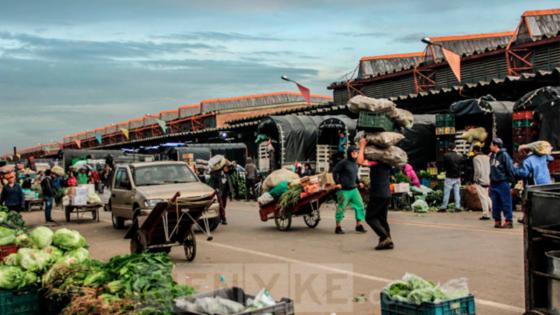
[58,248,90,265]
[0,265,25,289]
[30,227,53,249]
[52,228,87,250]
[4,253,20,266]
[18,248,53,272]
[15,233,33,248]
[0,212,8,223]
[0,226,16,246]
[23,271,38,286]
[42,246,63,260]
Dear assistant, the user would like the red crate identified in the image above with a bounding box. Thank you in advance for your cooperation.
[513,111,533,121]
[0,244,17,262]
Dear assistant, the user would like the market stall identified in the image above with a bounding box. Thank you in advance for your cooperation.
[256,115,337,171]
[316,115,356,172]
[449,95,514,155]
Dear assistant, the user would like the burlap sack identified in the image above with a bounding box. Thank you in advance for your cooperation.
[364,145,408,167]
[347,95,396,114]
[460,127,488,143]
[262,169,300,192]
[519,140,552,155]
[388,108,414,129]
[364,132,405,148]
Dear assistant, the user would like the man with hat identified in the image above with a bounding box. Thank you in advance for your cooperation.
[489,138,515,228]
[0,171,24,212]
[333,145,366,234]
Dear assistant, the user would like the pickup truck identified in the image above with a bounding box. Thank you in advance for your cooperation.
[108,161,220,231]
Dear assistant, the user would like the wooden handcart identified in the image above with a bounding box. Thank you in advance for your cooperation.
[259,186,334,231]
[64,203,101,223]
[125,192,215,262]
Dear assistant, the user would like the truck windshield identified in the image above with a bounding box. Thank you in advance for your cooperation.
[132,164,198,186]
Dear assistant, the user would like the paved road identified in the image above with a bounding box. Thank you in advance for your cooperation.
[22,201,525,315]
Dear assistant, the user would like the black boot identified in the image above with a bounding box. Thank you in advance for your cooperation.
[335,226,345,234]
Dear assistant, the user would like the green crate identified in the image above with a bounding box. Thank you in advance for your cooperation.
[381,292,475,315]
[513,120,531,128]
[435,114,454,127]
[0,286,41,315]
[358,112,395,131]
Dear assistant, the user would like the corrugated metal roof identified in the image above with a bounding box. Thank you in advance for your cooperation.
[358,52,424,79]
[201,91,332,113]
[224,102,341,125]
[516,9,560,44]
[429,32,513,62]
[389,67,560,102]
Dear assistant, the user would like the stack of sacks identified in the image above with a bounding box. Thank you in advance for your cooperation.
[348,95,412,167]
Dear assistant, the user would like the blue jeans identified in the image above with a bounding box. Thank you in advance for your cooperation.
[490,181,512,222]
[44,197,53,221]
[441,178,461,210]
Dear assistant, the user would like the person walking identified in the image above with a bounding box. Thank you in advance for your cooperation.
[332,146,366,234]
[489,138,515,229]
[472,145,492,220]
[41,169,56,223]
[244,158,258,201]
[0,172,25,212]
[438,143,464,212]
[514,147,553,223]
[357,138,393,250]
[210,162,233,225]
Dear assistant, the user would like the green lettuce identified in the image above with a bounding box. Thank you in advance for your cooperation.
[30,227,53,249]
[0,226,16,246]
[52,228,87,250]
[0,265,25,289]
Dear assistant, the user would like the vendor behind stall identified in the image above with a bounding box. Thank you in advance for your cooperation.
[0,172,24,212]
[438,143,464,212]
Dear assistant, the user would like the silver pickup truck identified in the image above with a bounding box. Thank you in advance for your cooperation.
[108,161,220,231]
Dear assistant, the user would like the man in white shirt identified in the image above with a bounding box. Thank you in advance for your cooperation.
[472,145,492,220]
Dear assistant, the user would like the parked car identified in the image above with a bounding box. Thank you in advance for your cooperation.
[108,161,220,231]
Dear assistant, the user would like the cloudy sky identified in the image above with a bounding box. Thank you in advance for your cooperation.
[1,0,558,153]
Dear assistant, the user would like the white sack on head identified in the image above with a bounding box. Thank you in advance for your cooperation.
[365,145,408,167]
[347,95,396,114]
[364,132,405,148]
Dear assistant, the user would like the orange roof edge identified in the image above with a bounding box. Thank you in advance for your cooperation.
[179,104,200,109]
[360,52,425,62]
[201,91,331,104]
[160,109,179,114]
[522,9,560,17]
[430,31,514,42]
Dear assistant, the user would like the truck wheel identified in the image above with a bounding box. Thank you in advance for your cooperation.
[112,212,125,230]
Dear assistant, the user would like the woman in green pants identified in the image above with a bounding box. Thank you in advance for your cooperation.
[332,146,366,234]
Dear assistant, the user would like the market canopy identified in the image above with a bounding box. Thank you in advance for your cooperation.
[258,115,340,164]
[450,95,514,151]
[514,86,560,148]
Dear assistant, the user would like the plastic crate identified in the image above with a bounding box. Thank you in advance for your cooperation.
[358,113,395,131]
[513,111,533,121]
[435,114,455,127]
[0,286,41,315]
[0,244,17,262]
[174,287,294,315]
[513,120,532,128]
[380,292,475,315]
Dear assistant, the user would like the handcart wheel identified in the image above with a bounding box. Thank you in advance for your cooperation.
[274,209,292,231]
[183,229,197,262]
[130,230,147,254]
[303,209,321,228]
[64,206,71,222]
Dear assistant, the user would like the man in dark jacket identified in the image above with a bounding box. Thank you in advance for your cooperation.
[0,172,24,212]
[439,143,464,212]
[209,163,233,225]
[489,138,515,229]
[357,138,394,250]
[332,146,366,234]
[41,170,56,223]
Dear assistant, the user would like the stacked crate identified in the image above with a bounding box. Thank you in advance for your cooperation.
[435,114,456,161]
[512,111,535,162]
[316,144,336,173]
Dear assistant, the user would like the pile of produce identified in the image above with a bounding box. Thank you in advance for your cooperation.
[349,95,412,167]
[0,218,194,314]
[0,205,26,229]
[384,273,470,305]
